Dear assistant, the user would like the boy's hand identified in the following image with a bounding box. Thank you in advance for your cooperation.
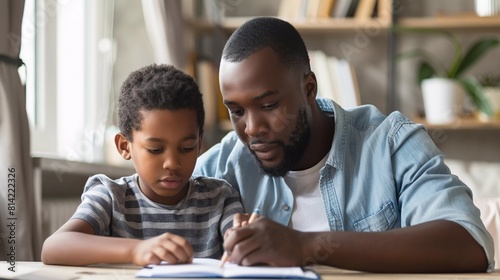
[132,233,193,266]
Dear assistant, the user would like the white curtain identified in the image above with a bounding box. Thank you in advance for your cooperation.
[0,0,41,261]
[141,0,186,68]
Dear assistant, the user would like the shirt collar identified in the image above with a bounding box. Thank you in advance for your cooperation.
[316,98,347,171]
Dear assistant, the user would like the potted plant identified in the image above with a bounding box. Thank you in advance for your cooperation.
[479,75,500,121]
[396,28,499,124]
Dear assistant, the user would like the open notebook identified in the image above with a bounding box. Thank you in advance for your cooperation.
[136,258,319,279]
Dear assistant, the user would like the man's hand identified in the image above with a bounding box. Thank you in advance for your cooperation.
[224,212,253,240]
[223,218,306,266]
[131,233,193,266]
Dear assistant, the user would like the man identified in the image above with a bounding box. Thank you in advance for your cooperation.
[193,17,494,273]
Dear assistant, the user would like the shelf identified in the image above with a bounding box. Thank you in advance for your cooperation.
[413,117,500,130]
[32,156,136,198]
[398,14,500,31]
[32,156,135,179]
[187,17,392,35]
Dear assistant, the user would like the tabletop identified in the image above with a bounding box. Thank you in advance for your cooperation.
[1,262,499,280]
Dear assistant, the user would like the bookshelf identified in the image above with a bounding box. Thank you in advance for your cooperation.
[392,3,500,132]
[187,16,392,34]
[186,0,393,32]
[185,0,500,143]
[185,0,393,146]
[397,14,500,30]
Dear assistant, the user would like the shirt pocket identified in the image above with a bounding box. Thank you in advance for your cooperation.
[354,202,397,232]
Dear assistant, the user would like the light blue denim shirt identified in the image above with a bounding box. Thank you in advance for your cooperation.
[194,98,494,271]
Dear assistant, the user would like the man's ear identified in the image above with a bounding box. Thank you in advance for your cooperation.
[305,72,318,101]
[115,133,132,160]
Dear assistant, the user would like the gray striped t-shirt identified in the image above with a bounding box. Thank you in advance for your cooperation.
[71,174,243,259]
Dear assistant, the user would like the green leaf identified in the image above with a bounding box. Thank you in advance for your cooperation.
[454,38,500,78]
[394,27,459,78]
[458,78,493,116]
[418,62,436,84]
[396,49,446,77]
[442,32,462,78]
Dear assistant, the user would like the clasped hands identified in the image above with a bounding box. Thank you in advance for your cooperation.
[130,212,304,267]
[222,212,305,267]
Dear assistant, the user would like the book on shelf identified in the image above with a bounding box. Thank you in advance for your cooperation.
[376,0,391,20]
[345,0,361,17]
[215,72,232,131]
[308,0,341,19]
[195,58,231,132]
[309,50,361,109]
[331,0,352,18]
[306,0,321,19]
[309,50,334,100]
[348,62,361,107]
[275,0,389,20]
[278,0,338,20]
[277,0,306,20]
[354,0,377,19]
[196,59,218,130]
[337,59,361,108]
[136,258,319,279]
[326,56,343,105]
[317,0,337,18]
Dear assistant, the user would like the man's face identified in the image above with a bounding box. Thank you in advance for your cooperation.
[219,48,312,177]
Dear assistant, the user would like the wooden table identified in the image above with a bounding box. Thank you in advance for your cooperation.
[1,262,499,280]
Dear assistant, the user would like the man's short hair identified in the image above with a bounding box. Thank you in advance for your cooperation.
[222,17,310,75]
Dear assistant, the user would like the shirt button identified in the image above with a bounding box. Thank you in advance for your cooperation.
[281,204,290,211]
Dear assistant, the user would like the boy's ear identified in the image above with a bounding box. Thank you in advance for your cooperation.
[115,133,132,160]
[197,129,204,154]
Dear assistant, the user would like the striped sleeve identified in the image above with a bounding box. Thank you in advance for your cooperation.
[219,181,244,236]
[70,175,115,235]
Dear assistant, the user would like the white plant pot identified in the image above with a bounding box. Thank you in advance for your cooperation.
[421,78,466,124]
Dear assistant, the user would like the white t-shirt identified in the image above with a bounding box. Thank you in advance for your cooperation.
[285,153,330,232]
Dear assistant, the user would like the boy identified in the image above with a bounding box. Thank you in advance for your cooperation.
[41,64,243,266]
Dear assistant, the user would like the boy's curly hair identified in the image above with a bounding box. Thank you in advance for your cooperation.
[118,64,204,141]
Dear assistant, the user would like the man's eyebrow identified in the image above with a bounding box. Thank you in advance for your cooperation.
[223,90,278,106]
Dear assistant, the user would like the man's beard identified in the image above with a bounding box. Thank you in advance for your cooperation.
[248,109,310,177]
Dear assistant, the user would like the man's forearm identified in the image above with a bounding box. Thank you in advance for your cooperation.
[300,220,488,273]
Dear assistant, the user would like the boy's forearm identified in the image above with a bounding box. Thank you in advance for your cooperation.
[42,232,139,265]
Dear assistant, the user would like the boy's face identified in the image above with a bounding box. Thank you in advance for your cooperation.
[116,109,202,205]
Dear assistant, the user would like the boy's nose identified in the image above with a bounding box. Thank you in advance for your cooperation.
[162,154,180,170]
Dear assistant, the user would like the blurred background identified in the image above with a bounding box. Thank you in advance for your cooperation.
[1,0,499,261]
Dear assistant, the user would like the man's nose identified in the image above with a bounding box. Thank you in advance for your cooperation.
[244,112,267,137]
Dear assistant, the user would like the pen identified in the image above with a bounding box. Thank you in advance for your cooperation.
[220,208,261,267]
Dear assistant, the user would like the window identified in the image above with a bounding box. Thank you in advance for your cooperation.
[20,0,116,163]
